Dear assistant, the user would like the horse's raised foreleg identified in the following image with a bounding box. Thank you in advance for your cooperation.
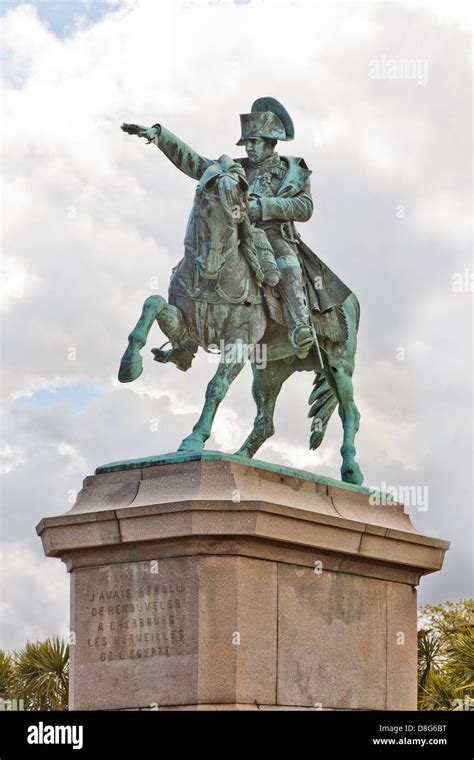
[235,359,291,458]
[178,342,246,452]
[118,295,187,383]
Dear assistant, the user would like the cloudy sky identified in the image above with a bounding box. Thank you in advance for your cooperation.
[1,0,472,650]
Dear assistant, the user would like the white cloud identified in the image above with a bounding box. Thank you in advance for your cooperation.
[0,542,69,649]
[0,0,472,648]
[415,194,472,245]
[0,257,41,310]
[53,442,87,471]
[0,445,25,475]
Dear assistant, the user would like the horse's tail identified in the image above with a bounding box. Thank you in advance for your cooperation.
[308,372,338,450]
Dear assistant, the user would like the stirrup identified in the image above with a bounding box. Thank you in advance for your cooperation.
[151,339,197,372]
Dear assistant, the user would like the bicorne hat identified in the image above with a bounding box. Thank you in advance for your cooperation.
[236,97,294,146]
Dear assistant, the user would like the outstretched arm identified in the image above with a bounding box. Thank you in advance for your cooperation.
[121,123,213,181]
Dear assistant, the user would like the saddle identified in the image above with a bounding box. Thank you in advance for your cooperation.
[262,280,348,345]
[252,224,349,345]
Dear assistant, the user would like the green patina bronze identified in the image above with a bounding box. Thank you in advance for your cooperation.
[117,97,363,485]
[95,450,374,497]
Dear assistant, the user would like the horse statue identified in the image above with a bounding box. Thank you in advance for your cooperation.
[118,154,363,485]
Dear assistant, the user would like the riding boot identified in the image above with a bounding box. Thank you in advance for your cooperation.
[278,264,316,358]
[151,306,198,372]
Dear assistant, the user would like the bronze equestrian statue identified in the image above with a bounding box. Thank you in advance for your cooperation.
[118,97,363,485]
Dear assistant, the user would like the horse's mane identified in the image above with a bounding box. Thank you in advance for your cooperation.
[215,165,265,285]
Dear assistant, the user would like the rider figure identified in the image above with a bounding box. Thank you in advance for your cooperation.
[122,96,316,357]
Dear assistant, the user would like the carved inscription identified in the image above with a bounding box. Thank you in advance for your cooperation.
[83,576,188,662]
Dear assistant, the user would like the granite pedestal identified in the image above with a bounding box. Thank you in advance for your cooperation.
[36,452,449,711]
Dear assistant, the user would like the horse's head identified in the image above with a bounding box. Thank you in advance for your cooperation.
[194,155,249,279]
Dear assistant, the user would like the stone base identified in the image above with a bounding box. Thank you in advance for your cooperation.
[36,451,449,711]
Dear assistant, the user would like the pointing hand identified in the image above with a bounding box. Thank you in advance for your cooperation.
[121,123,159,143]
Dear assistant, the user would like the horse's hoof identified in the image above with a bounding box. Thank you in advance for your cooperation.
[118,356,143,383]
[178,435,205,452]
[234,448,253,459]
[341,461,364,486]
